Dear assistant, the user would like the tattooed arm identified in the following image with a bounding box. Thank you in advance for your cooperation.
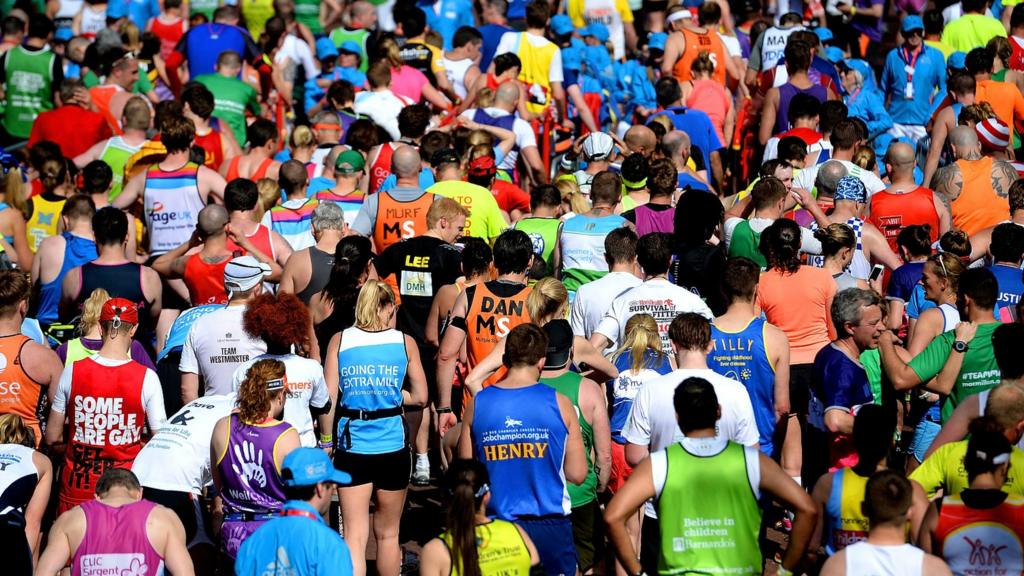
[931,164,963,213]
[991,160,1019,198]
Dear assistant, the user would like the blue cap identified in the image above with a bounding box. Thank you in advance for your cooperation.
[948,51,967,69]
[647,32,667,51]
[550,14,575,36]
[315,38,338,61]
[282,448,352,487]
[825,46,845,63]
[834,176,867,203]
[562,45,582,71]
[54,27,73,42]
[106,0,128,19]
[582,22,610,43]
[901,15,924,32]
[813,27,833,43]
[338,40,362,57]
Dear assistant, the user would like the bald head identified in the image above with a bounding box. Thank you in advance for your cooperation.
[392,145,422,178]
[949,125,981,159]
[662,130,691,161]
[351,0,374,18]
[885,142,915,178]
[624,125,656,157]
[495,82,520,110]
[198,204,229,237]
[985,382,1024,432]
[815,160,847,198]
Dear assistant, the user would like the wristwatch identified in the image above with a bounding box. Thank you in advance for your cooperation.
[952,340,969,353]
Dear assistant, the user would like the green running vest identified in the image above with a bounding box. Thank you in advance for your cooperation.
[728,220,767,269]
[514,217,561,277]
[540,371,596,507]
[3,45,56,139]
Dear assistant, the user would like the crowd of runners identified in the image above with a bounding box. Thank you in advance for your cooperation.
[1,0,1024,574]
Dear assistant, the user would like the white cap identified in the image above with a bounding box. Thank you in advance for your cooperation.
[582,132,615,161]
[224,255,272,293]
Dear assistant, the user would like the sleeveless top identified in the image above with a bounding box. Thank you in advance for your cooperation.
[224,223,275,262]
[89,84,126,135]
[72,500,164,576]
[844,542,923,576]
[442,56,475,100]
[934,492,1024,575]
[64,338,97,365]
[672,28,727,84]
[370,143,402,194]
[77,262,147,320]
[868,186,940,253]
[708,318,778,454]
[634,204,675,237]
[183,253,230,306]
[937,302,960,333]
[513,217,560,276]
[267,199,318,250]
[440,519,533,576]
[37,232,97,324]
[540,371,596,507]
[225,156,274,182]
[472,384,571,519]
[609,350,672,443]
[759,26,803,71]
[296,246,334,304]
[510,32,559,115]
[78,5,107,39]
[373,191,433,253]
[217,414,291,514]
[143,162,204,255]
[61,357,149,510]
[686,79,729,143]
[100,136,144,200]
[824,467,871,554]
[465,281,532,388]
[1012,35,1024,71]
[776,82,828,134]
[0,335,44,446]
[335,327,408,455]
[193,127,225,170]
[951,156,1011,235]
[26,194,66,252]
[560,214,626,292]
[728,220,767,268]
[0,443,37,527]
[809,218,870,279]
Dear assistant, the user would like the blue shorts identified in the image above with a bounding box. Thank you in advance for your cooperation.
[518,516,577,576]
[911,419,941,463]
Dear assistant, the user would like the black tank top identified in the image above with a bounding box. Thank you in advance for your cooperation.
[76,262,148,319]
[297,246,334,305]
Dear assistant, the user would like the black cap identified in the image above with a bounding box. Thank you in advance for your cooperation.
[543,319,574,370]
[430,148,461,169]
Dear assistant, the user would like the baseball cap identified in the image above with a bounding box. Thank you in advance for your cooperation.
[901,15,924,32]
[54,27,73,42]
[430,148,461,169]
[315,37,339,61]
[582,132,614,161]
[562,45,582,71]
[977,117,1011,150]
[948,51,967,70]
[647,32,668,52]
[467,156,497,177]
[281,448,352,487]
[335,149,366,173]
[550,14,575,36]
[834,176,867,203]
[339,40,362,56]
[813,27,833,43]
[582,22,610,43]
[825,46,845,63]
[543,320,573,370]
[106,0,128,19]
[100,298,139,325]
[224,255,272,292]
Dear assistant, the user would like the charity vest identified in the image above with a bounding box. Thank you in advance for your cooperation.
[143,162,204,255]
[370,142,402,194]
[329,28,370,72]
[90,84,126,136]
[60,357,148,512]
[372,191,433,253]
[657,442,763,575]
[512,32,559,115]
[183,253,230,306]
[540,371,596,507]
[708,318,777,454]
[759,25,803,71]
[193,127,225,170]
[728,220,767,268]
[64,338,97,365]
[514,216,561,276]
[0,335,44,447]
[672,28,727,84]
[951,157,1011,236]
[100,136,144,200]
[2,45,56,139]
[560,213,625,292]
[934,493,1024,575]
[466,281,532,389]
[440,519,533,576]
[867,186,940,254]
[72,500,165,576]
[26,195,66,252]
[824,468,871,555]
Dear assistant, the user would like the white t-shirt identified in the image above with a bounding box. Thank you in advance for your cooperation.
[52,355,167,433]
[275,34,319,83]
[594,278,714,354]
[792,159,886,197]
[179,304,268,396]
[723,216,823,255]
[494,31,564,84]
[621,367,758,517]
[459,108,537,171]
[570,270,643,339]
[650,436,761,499]
[231,353,330,447]
[132,393,236,494]
[354,90,412,141]
[721,34,742,58]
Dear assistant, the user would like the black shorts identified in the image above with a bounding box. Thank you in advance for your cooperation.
[143,487,198,543]
[334,447,411,490]
[571,499,604,572]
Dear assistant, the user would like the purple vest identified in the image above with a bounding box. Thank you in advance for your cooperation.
[218,414,290,515]
[72,500,163,576]
[635,204,675,237]
[775,82,828,134]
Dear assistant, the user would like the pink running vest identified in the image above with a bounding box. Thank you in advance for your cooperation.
[72,499,164,576]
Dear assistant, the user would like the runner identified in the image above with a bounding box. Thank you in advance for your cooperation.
[0,414,51,573]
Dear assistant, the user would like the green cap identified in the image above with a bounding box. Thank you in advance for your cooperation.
[335,150,366,174]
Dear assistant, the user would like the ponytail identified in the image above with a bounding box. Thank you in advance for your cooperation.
[444,460,490,576]
[611,314,664,373]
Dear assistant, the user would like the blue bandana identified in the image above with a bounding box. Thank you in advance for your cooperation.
[835,175,867,203]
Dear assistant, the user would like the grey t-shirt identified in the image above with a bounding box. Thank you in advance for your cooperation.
[350,187,434,236]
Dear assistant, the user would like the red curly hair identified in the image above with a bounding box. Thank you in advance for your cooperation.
[243,292,312,353]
